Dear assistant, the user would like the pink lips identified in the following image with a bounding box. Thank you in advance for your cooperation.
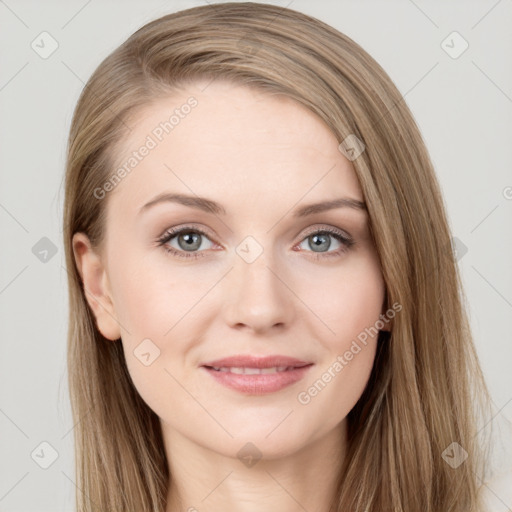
[200,355,314,395]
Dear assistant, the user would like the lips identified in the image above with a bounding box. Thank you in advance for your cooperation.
[201,355,312,369]
[200,355,314,395]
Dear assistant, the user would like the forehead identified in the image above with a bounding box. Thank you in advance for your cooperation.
[108,80,363,214]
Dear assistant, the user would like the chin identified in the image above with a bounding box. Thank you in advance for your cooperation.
[216,420,317,460]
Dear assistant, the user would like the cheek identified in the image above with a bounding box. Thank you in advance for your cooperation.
[108,245,198,341]
[302,250,385,347]
[295,254,384,422]
[106,247,211,407]
[294,340,377,439]
[109,255,189,416]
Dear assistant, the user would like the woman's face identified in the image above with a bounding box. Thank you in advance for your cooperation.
[74,80,387,459]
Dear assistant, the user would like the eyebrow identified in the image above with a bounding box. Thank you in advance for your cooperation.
[138,193,367,217]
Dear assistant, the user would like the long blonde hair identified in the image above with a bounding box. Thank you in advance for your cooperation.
[63,2,495,510]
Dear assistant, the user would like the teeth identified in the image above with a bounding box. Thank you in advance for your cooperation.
[244,367,262,375]
[210,366,293,374]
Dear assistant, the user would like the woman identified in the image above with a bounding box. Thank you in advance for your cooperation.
[63,2,501,511]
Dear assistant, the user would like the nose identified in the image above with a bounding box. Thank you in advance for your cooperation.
[222,248,295,334]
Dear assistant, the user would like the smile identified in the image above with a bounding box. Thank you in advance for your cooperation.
[208,366,298,374]
[200,355,314,395]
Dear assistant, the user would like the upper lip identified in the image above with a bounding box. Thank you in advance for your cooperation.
[201,355,313,369]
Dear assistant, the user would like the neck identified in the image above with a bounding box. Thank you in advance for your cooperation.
[164,421,346,512]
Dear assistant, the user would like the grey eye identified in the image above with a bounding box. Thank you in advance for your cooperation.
[166,230,214,252]
[307,233,332,252]
[177,232,202,251]
[299,232,344,253]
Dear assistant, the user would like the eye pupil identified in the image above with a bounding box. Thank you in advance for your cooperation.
[178,232,201,251]
[309,233,331,252]
[164,228,347,259]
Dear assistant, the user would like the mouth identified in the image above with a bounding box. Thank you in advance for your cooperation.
[200,355,314,395]
[205,364,309,374]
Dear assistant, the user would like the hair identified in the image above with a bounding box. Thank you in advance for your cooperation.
[63,2,497,511]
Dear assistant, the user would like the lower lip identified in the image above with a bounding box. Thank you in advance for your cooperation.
[201,365,313,395]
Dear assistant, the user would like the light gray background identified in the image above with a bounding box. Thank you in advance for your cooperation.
[1,1,511,510]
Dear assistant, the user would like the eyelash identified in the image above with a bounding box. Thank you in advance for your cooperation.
[156,225,355,261]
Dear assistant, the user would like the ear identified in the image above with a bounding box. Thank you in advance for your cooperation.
[72,232,121,341]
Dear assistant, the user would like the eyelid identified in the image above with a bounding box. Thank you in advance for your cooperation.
[156,223,354,259]
[156,224,222,251]
[298,224,352,241]
[157,223,352,244]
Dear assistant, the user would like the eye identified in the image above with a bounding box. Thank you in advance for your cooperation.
[295,227,355,259]
[157,225,216,259]
[156,225,355,260]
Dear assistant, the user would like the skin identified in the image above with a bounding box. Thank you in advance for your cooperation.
[73,80,389,512]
